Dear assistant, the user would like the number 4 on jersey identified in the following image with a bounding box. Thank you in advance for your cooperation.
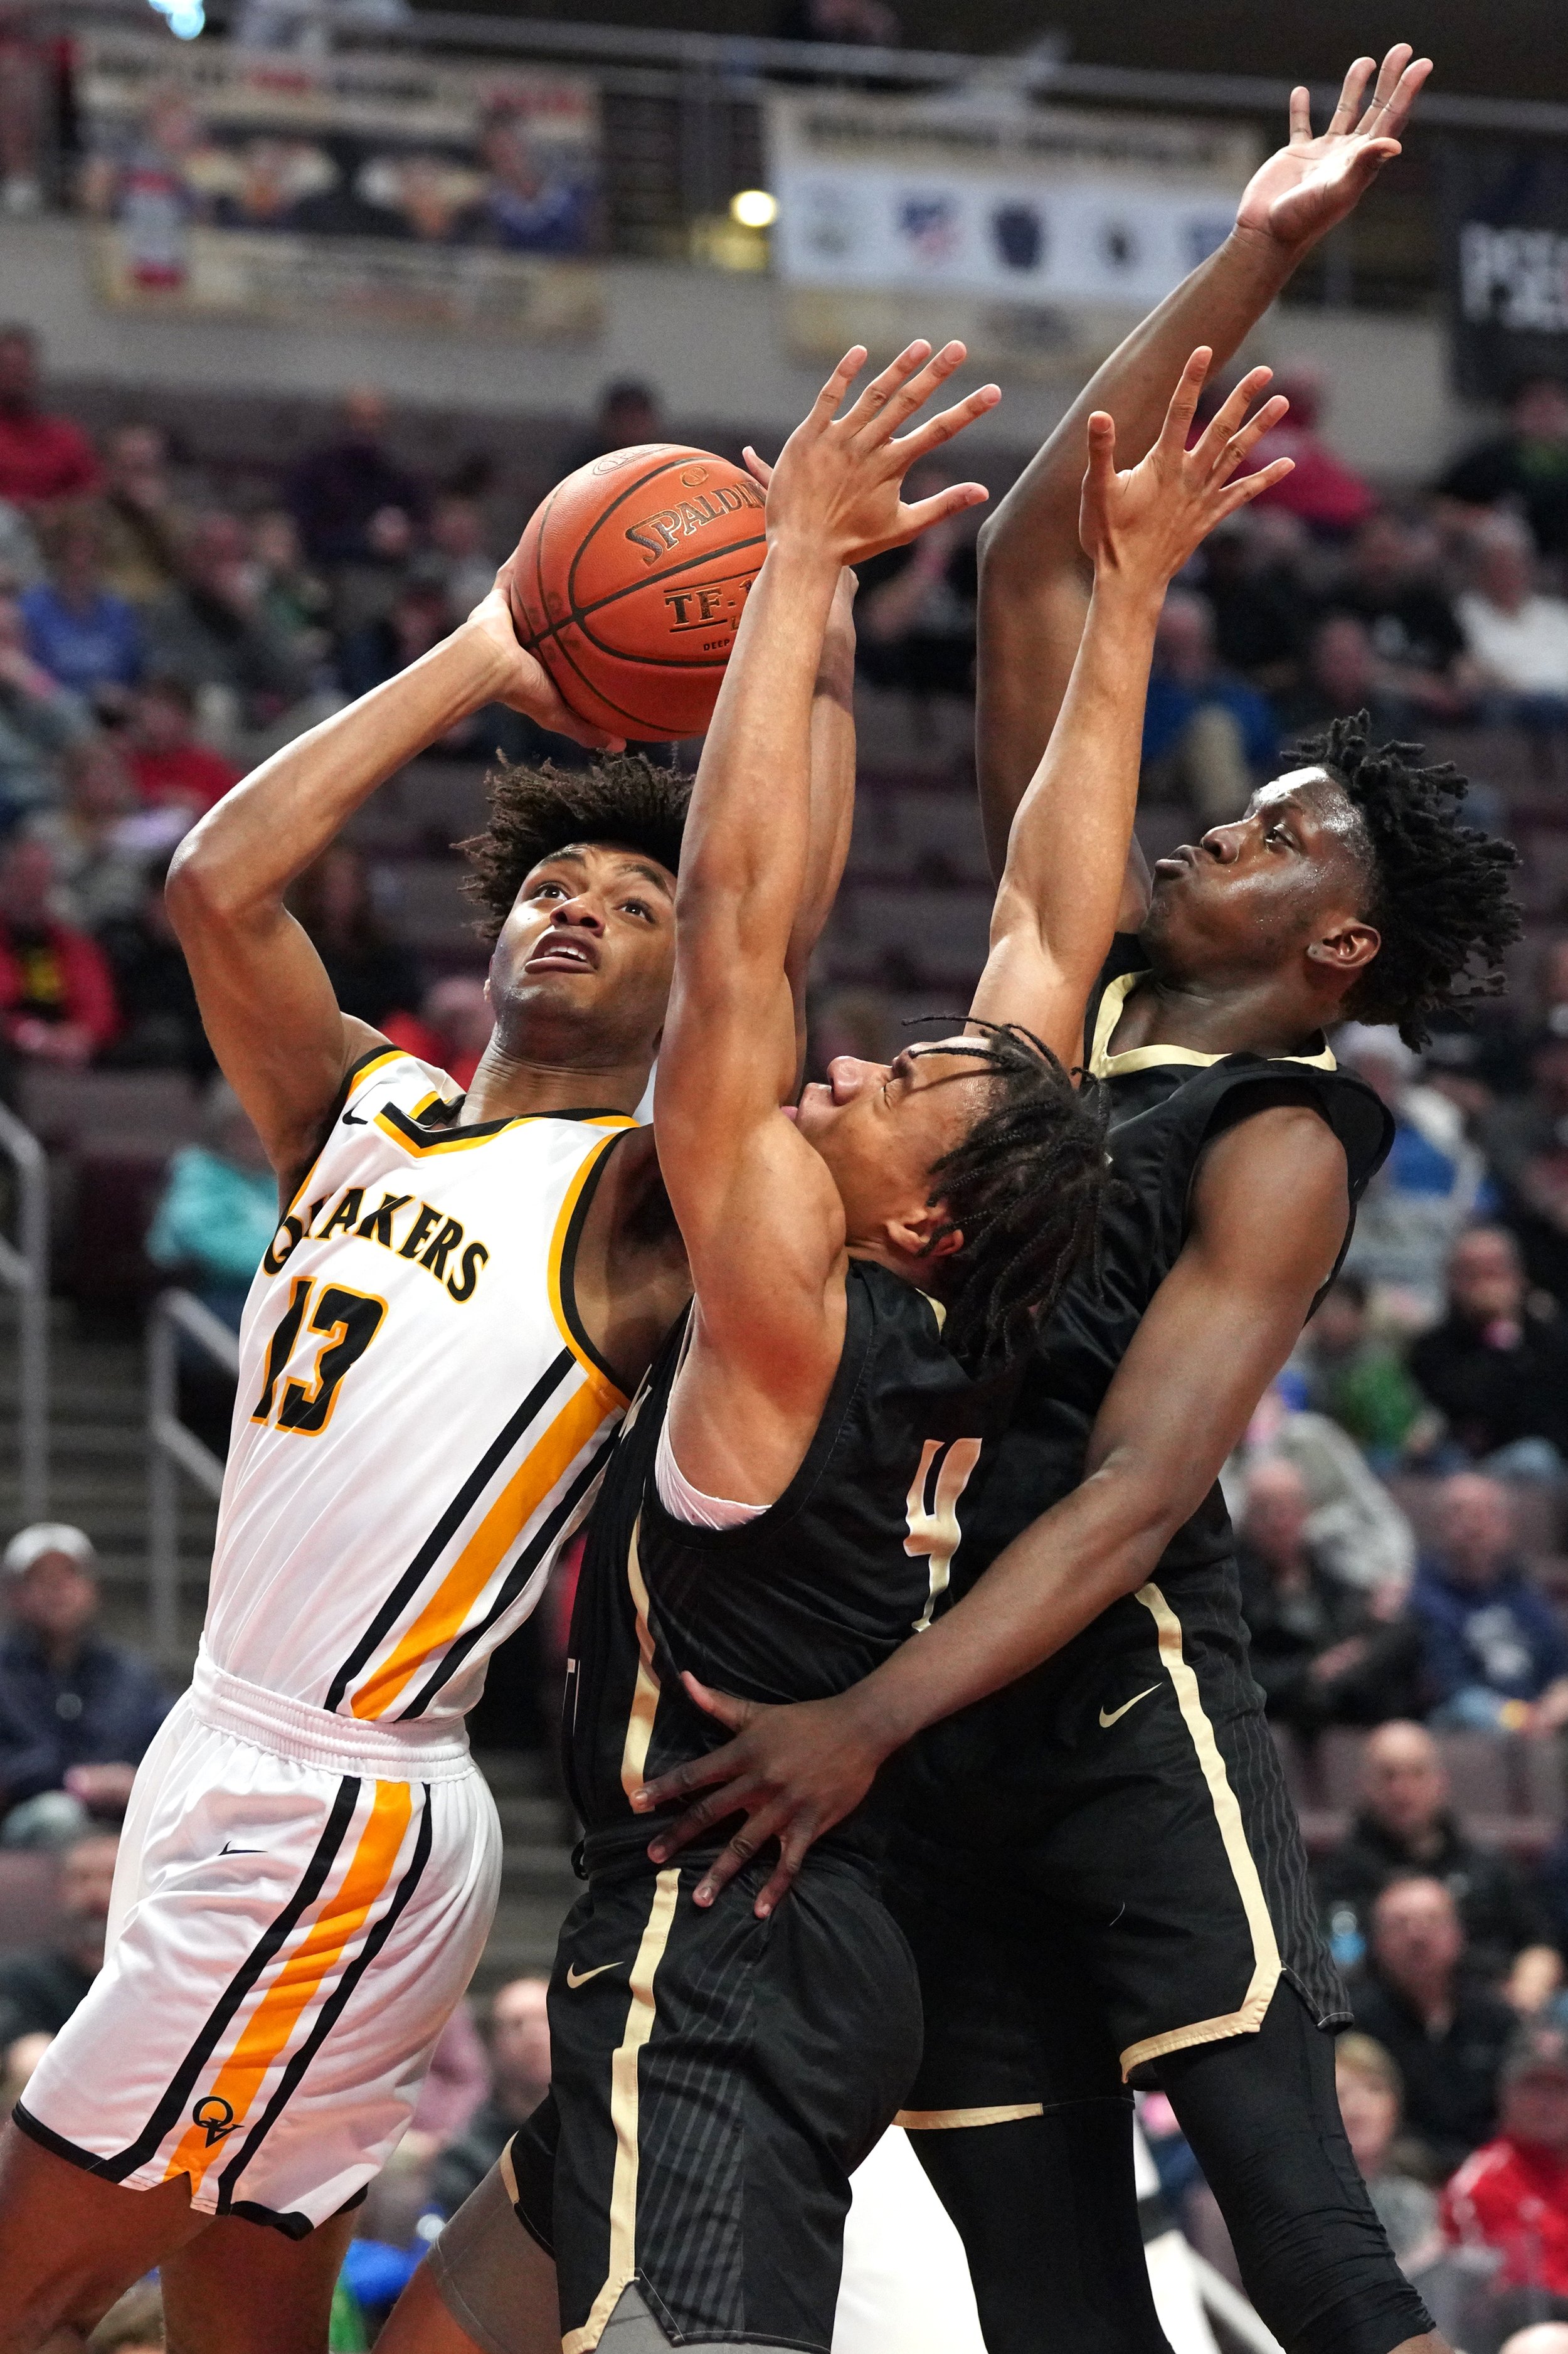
[252,1278,387,1436]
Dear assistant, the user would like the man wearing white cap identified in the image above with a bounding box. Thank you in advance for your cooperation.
[0,1527,170,1846]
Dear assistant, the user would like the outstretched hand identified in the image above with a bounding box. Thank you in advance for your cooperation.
[1236,43,1431,256]
[764,339,1000,569]
[1078,347,1294,587]
[632,1672,886,1916]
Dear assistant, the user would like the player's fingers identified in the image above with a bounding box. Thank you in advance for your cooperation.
[856,338,968,447]
[742,445,774,488]
[837,339,933,440]
[755,1826,815,1919]
[1357,41,1412,134]
[1219,456,1295,516]
[681,1671,757,1732]
[1374,55,1432,142]
[897,484,988,539]
[889,381,1001,470]
[1083,410,1117,502]
[1287,85,1312,145]
[1189,363,1271,467]
[1155,347,1212,454]
[645,1782,756,1863]
[695,1810,786,1907]
[1325,55,1375,138]
[1209,392,1289,484]
[810,346,868,426]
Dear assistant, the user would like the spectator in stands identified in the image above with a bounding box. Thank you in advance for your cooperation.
[0,495,42,588]
[856,466,978,697]
[1338,1025,1491,1323]
[0,1525,169,1839]
[1236,1458,1422,1731]
[1289,1273,1428,1461]
[1440,378,1568,561]
[287,386,422,568]
[1457,516,1568,741]
[1140,587,1276,820]
[1335,2033,1442,2269]
[464,97,598,255]
[142,509,309,738]
[26,736,148,928]
[1411,1475,1568,1735]
[336,578,452,701]
[289,842,421,1027]
[1318,1722,1558,1996]
[417,492,496,617]
[330,498,418,640]
[1275,610,1422,741]
[1443,2025,1568,2301]
[1483,1030,1568,1310]
[249,506,331,665]
[1195,509,1317,691]
[0,1828,118,2074]
[95,854,213,1078]
[19,507,142,714]
[1333,511,1476,718]
[0,834,118,1071]
[0,327,98,510]
[1411,1227,1568,1473]
[383,973,492,1090]
[123,676,238,816]
[1241,364,1377,538]
[427,1976,551,2219]
[145,1078,277,1331]
[0,586,93,824]
[92,423,188,609]
[563,378,664,474]
[1351,1875,1517,2176]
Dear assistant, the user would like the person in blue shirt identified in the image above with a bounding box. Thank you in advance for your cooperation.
[144,1078,277,1330]
[1140,585,1278,820]
[20,511,142,710]
[1410,1471,1568,1732]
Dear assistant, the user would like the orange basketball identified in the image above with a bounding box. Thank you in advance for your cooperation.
[501,443,767,741]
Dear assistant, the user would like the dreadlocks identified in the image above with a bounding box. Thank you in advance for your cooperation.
[458,752,690,941]
[1285,714,1521,1049]
[919,1022,1114,1371]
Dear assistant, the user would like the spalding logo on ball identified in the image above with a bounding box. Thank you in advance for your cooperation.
[500,443,767,742]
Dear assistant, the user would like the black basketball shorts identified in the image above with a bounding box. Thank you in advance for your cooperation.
[893,1576,1347,2121]
[508,1850,922,2353]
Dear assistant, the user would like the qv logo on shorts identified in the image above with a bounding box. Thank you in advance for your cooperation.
[193,2094,237,2147]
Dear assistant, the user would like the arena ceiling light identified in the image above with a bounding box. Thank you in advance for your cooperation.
[147,0,205,36]
[729,189,779,230]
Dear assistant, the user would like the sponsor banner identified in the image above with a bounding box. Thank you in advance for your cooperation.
[1443,139,1568,399]
[769,90,1257,364]
[77,31,603,336]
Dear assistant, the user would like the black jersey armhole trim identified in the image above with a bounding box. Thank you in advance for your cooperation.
[638,1263,878,1554]
[557,1125,640,1391]
[410,1096,632,1143]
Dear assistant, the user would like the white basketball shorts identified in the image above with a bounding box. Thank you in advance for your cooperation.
[16,1650,502,2236]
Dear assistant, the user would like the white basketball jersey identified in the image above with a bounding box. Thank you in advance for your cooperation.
[204,1047,633,1727]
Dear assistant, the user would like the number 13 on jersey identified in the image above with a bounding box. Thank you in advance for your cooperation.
[252,1278,388,1436]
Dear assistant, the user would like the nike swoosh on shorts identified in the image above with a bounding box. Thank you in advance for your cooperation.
[565,1961,622,1989]
[1098,1685,1160,1730]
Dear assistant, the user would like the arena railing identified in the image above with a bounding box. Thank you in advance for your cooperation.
[147,1285,236,1659]
[0,1103,49,1525]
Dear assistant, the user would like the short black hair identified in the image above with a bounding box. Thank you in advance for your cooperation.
[1284,714,1522,1049]
[921,1023,1113,1369]
[459,753,690,942]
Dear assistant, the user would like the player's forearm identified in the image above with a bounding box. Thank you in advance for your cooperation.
[786,574,858,1004]
[837,1452,1189,1759]
[169,622,507,929]
[675,540,841,981]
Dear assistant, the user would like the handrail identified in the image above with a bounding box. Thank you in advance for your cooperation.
[1189,2254,1285,2354]
[0,1103,48,1524]
[146,1286,237,1660]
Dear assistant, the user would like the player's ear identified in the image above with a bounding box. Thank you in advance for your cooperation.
[1306,913,1380,978]
[889,1198,962,1265]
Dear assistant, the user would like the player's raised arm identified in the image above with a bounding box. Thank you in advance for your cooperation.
[975,42,1429,883]
[968,351,1293,1067]
[655,341,997,1498]
[166,590,620,1195]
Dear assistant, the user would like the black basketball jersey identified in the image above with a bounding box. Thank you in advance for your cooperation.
[946,936,1393,1620]
[563,1258,999,1872]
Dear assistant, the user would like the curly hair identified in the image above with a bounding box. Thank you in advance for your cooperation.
[917,1023,1114,1370]
[1283,714,1521,1049]
[458,753,691,940]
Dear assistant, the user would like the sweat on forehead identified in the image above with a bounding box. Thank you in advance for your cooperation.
[1255,766,1375,882]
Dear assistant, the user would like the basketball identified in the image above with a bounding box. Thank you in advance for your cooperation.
[500,443,768,741]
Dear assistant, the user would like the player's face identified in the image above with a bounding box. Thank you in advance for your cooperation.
[489,840,676,1061]
[1142,768,1372,982]
[794,1039,992,1266]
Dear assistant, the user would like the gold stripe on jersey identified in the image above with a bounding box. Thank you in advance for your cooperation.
[164,1779,413,2192]
[618,1512,662,1805]
[349,1379,613,1720]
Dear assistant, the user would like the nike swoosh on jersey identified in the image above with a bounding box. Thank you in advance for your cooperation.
[565,1961,623,1989]
[219,1842,263,1855]
[341,1106,369,1126]
[1098,1685,1160,1730]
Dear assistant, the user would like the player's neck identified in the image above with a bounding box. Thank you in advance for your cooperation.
[463,1033,649,1123]
[1113,968,1328,1063]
